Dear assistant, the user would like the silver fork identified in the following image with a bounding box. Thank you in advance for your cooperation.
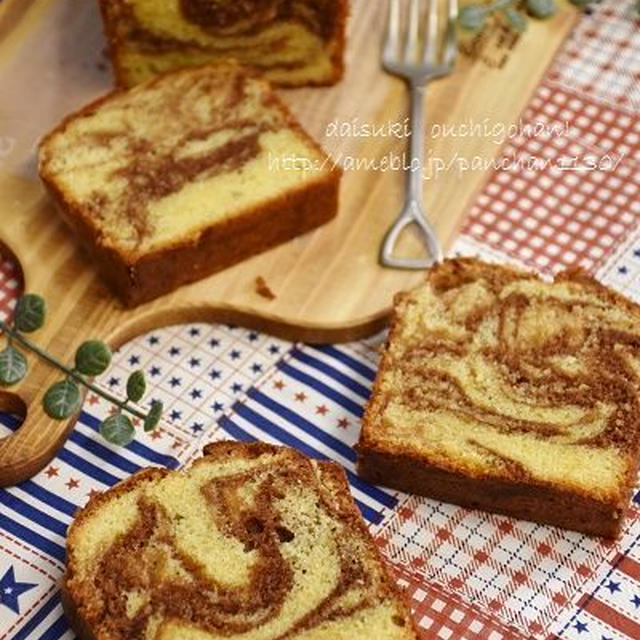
[380,0,458,269]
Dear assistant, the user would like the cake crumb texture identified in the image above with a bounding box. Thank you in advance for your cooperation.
[98,0,348,87]
[38,63,340,305]
[358,258,640,538]
[64,442,417,640]
[255,276,277,300]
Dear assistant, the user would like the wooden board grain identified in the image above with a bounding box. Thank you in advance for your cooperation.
[0,0,576,484]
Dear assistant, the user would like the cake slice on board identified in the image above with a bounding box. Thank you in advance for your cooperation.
[63,441,417,640]
[38,63,340,307]
[97,0,349,87]
[358,258,640,538]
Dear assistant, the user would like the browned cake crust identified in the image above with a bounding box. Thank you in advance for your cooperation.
[63,442,418,639]
[97,0,349,88]
[41,167,339,307]
[358,450,629,538]
[38,65,341,307]
[357,258,640,539]
[61,470,168,640]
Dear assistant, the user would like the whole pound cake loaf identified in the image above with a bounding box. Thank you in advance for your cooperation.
[98,0,348,88]
[39,63,340,306]
[63,441,417,640]
[358,258,640,538]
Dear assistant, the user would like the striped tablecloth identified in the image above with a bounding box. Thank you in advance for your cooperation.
[1,2,639,639]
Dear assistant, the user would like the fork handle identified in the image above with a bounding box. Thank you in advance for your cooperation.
[380,200,443,269]
[379,80,443,270]
[407,82,425,205]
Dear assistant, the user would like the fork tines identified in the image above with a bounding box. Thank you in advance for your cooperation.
[384,0,458,75]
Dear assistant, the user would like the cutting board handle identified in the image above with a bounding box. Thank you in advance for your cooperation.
[0,256,388,487]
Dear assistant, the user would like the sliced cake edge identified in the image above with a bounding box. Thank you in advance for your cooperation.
[62,441,418,640]
[38,63,341,307]
[357,258,640,539]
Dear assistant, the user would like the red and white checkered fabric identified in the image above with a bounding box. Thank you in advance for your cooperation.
[393,565,527,640]
[462,83,640,276]
[549,2,640,110]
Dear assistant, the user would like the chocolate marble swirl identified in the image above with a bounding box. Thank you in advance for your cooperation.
[74,65,284,248]
[114,0,338,45]
[376,260,640,493]
[180,0,282,34]
[83,459,390,639]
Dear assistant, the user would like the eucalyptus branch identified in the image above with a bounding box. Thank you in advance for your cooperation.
[0,294,162,446]
[457,0,635,34]
[0,319,147,421]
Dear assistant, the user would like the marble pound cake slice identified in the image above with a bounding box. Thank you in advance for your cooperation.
[38,63,340,306]
[63,441,418,640]
[98,0,348,88]
[358,258,640,538]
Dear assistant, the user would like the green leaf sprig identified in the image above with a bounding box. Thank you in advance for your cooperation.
[0,293,162,447]
[458,1,637,34]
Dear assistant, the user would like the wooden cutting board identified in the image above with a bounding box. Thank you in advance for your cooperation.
[0,0,576,485]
